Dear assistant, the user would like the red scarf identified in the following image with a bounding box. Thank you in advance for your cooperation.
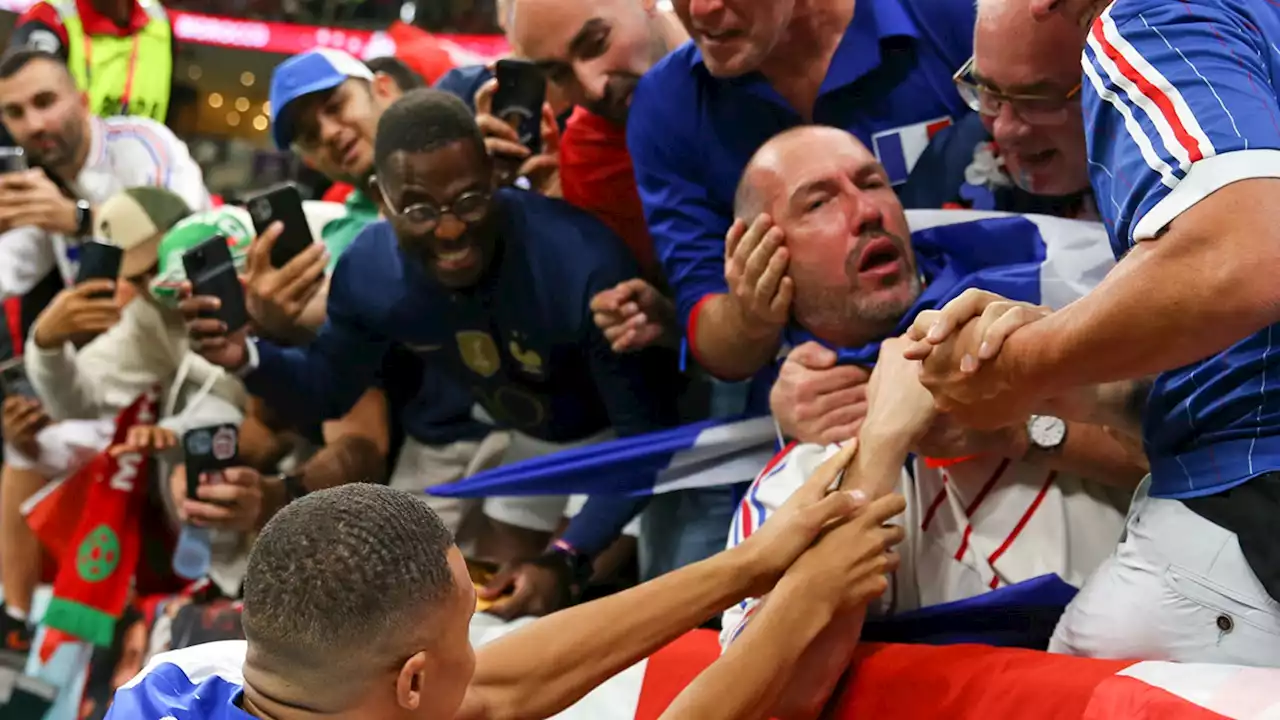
[32,388,160,649]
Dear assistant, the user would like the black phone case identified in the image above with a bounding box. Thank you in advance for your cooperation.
[0,359,36,399]
[75,241,123,290]
[182,424,240,499]
[183,237,250,333]
[245,183,314,268]
[493,59,546,155]
[0,147,28,174]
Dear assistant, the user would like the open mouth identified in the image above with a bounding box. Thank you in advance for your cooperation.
[700,28,743,44]
[857,235,902,276]
[1017,148,1057,167]
[435,243,477,271]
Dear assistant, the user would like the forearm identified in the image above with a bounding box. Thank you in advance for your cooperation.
[1022,422,1147,490]
[298,434,385,492]
[845,427,915,499]
[692,294,782,381]
[473,548,761,720]
[661,585,855,720]
[1005,234,1280,395]
[23,339,98,420]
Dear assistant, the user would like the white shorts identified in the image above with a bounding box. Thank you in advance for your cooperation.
[1050,477,1280,665]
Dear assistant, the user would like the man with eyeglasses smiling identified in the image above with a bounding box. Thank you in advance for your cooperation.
[901,1,1093,218]
[183,88,684,621]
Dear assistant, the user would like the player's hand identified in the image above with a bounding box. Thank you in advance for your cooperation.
[733,439,872,598]
[243,220,329,341]
[771,342,870,444]
[903,289,1049,363]
[0,169,79,234]
[109,424,178,457]
[724,214,792,336]
[779,492,907,614]
[863,336,936,442]
[476,560,568,620]
[30,280,122,350]
[474,79,561,196]
[590,279,677,353]
[2,396,50,459]
[180,466,265,532]
[179,282,250,371]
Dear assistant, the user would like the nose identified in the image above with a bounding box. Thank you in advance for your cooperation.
[318,114,344,151]
[687,0,724,24]
[434,213,466,241]
[575,61,609,105]
[843,182,886,235]
[991,103,1032,145]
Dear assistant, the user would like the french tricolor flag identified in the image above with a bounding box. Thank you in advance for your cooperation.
[873,116,954,185]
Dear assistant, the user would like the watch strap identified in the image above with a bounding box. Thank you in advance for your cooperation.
[280,473,308,502]
[75,200,92,237]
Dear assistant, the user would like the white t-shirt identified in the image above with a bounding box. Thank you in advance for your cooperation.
[0,115,211,299]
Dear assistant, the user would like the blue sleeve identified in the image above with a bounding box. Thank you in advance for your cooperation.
[627,71,731,333]
[244,251,389,424]
[1082,0,1280,248]
[559,495,651,558]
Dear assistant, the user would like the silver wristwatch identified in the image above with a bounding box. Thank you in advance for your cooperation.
[1026,415,1067,451]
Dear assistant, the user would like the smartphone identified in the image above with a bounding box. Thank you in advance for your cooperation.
[492,59,546,155]
[182,423,239,500]
[183,235,249,333]
[0,357,36,399]
[243,183,314,268]
[0,146,28,174]
[75,240,123,297]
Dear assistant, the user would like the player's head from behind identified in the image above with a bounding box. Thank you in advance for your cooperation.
[373,89,500,291]
[736,126,921,348]
[671,0,798,78]
[270,49,414,185]
[0,49,90,172]
[509,0,676,125]
[239,483,476,720]
[963,0,1089,197]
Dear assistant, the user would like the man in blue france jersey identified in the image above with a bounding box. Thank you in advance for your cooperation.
[626,0,976,386]
[182,89,683,620]
[906,0,1280,664]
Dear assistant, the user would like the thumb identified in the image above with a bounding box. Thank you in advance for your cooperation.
[478,566,517,599]
[792,341,838,369]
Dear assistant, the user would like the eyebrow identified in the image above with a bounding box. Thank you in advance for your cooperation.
[567,17,608,57]
[788,162,888,203]
[971,69,1059,96]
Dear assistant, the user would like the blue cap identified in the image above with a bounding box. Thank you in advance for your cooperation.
[269,48,374,150]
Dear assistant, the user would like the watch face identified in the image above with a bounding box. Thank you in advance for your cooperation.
[1029,416,1067,448]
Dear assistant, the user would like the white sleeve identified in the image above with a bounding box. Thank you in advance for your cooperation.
[0,227,55,299]
[110,118,212,212]
[719,442,842,652]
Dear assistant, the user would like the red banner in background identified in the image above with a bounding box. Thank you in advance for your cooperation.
[0,0,510,64]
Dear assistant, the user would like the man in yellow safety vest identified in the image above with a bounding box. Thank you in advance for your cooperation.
[7,0,173,125]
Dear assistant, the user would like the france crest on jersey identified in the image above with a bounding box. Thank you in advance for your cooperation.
[873,116,955,185]
[107,641,251,719]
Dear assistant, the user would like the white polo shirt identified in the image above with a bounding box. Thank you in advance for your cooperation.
[0,114,211,299]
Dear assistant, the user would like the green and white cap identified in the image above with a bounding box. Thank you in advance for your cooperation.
[150,205,255,306]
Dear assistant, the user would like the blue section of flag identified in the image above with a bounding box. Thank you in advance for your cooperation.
[874,130,910,184]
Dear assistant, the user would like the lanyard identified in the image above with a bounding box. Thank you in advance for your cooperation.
[81,29,144,116]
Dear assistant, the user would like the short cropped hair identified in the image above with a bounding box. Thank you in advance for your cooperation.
[365,56,426,92]
[241,484,456,689]
[374,88,486,173]
[0,48,69,80]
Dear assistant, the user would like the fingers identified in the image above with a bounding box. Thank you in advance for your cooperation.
[219,467,261,487]
[805,487,869,529]
[976,303,1049,361]
[794,439,860,503]
[477,566,517,600]
[539,102,560,154]
[724,218,748,261]
[74,279,117,297]
[742,225,784,289]
[787,341,840,370]
[856,493,909,528]
[516,153,558,180]
[246,222,283,274]
[477,115,526,151]
[474,77,497,116]
[180,295,221,322]
[195,482,255,505]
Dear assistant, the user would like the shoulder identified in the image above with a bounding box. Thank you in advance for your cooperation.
[101,116,188,163]
[631,42,702,128]
[110,640,247,718]
[433,64,493,112]
[732,442,840,544]
[898,0,976,65]
[505,189,633,260]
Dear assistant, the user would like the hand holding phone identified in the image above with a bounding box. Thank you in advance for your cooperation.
[492,59,547,155]
[75,240,123,295]
[0,357,36,399]
[0,146,28,175]
[243,183,314,268]
[183,234,250,334]
[182,424,240,500]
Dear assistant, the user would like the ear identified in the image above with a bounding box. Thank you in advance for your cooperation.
[394,650,430,711]
[372,72,400,104]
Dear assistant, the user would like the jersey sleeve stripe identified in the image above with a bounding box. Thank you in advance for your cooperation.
[106,123,175,186]
[1083,44,1180,191]
[1090,8,1215,171]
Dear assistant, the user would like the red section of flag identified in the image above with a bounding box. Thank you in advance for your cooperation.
[634,630,723,720]
[926,118,953,138]
[1084,675,1232,720]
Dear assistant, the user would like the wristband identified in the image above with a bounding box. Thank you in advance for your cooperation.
[278,473,308,503]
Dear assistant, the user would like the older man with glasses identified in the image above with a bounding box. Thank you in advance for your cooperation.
[900,0,1092,218]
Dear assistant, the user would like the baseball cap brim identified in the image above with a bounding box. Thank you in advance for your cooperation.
[270,49,374,150]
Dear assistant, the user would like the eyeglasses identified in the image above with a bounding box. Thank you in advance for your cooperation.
[381,189,492,233]
[952,57,1082,125]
